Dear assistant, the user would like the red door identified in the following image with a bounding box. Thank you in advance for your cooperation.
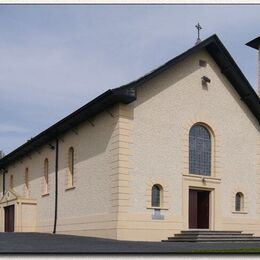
[197,191,209,229]
[189,189,209,229]
[4,205,15,232]
[189,189,198,228]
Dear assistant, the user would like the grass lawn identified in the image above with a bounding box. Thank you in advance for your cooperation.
[193,248,260,254]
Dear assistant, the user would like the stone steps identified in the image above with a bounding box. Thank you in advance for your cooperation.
[180,230,242,235]
[162,230,260,243]
[172,234,254,239]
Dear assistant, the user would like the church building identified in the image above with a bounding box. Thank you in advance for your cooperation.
[0,34,259,241]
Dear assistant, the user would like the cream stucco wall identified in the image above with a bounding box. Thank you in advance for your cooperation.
[1,106,124,239]
[0,47,259,242]
[117,49,260,241]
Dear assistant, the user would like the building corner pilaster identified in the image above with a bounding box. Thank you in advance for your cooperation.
[109,103,133,239]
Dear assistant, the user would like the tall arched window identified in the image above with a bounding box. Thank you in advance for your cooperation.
[24,168,29,197]
[151,184,162,207]
[68,147,74,187]
[189,124,211,176]
[43,158,49,194]
[235,192,244,212]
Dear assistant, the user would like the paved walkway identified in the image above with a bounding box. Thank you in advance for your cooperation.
[0,233,260,253]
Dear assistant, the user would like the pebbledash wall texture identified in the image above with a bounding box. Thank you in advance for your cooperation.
[0,35,259,241]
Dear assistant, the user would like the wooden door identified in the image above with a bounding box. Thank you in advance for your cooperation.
[189,189,210,229]
[189,189,198,228]
[4,205,15,232]
[197,191,209,229]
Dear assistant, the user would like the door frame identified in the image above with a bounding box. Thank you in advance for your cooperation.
[182,174,221,231]
[189,188,211,229]
[188,186,214,230]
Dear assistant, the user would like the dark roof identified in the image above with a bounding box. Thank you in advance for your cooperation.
[0,34,259,168]
[117,34,259,121]
[246,37,260,50]
[0,88,136,168]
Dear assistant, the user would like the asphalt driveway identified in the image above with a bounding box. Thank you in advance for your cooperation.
[1,233,260,253]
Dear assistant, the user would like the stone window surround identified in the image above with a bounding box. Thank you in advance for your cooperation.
[146,179,169,210]
[232,189,248,214]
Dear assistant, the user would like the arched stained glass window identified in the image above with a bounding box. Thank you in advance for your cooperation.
[189,124,211,176]
[151,185,161,207]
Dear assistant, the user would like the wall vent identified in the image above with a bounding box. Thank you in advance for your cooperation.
[199,59,207,67]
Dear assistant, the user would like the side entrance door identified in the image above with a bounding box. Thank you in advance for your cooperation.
[189,189,210,229]
[4,205,15,232]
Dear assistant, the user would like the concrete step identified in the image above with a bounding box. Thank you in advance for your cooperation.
[169,234,254,239]
[163,237,260,243]
[167,236,258,240]
[180,230,242,235]
[162,230,260,243]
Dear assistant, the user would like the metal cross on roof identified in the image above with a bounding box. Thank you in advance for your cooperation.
[195,22,202,45]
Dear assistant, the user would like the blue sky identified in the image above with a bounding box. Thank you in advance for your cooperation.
[0,5,259,154]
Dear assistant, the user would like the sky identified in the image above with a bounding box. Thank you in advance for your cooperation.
[0,4,259,154]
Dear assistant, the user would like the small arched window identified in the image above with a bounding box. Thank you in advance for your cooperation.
[151,184,162,207]
[235,192,244,212]
[189,124,211,176]
[43,158,49,194]
[68,147,75,187]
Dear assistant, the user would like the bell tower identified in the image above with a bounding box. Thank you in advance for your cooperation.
[246,36,260,97]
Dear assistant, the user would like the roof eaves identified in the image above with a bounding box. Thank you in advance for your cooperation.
[0,87,136,168]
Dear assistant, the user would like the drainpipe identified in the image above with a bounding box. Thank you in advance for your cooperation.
[53,138,59,234]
